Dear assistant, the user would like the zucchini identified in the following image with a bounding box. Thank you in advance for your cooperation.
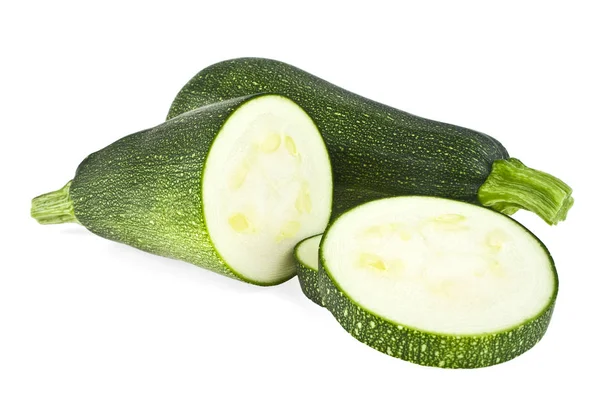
[294,234,322,306]
[319,196,557,368]
[31,94,333,285]
[295,186,391,305]
[331,186,392,220]
[168,58,573,225]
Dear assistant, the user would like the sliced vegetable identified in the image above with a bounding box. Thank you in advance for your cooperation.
[167,57,573,225]
[294,185,392,305]
[319,196,557,368]
[294,234,323,306]
[31,94,333,285]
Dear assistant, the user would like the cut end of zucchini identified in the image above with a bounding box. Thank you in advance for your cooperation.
[320,196,557,368]
[203,95,332,285]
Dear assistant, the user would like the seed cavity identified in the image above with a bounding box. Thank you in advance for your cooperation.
[229,163,249,190]
[359,253,387,271]
[295,183,312,214]
[284,135,297,156]
[429,213,468,231]
[363,225,385,237]
[391,223,412,241]
[435,213,466,223]
[486,229,509,251]
[388,259,405,274]
[260,133,281,153]
[276,220,301,242]
[399,230,412,240]
[429,280,455,297]
[228,213,251,233]
[363,223,412,240]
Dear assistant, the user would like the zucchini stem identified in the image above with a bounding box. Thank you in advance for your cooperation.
[478,158,573,225]
[31,181,78,225]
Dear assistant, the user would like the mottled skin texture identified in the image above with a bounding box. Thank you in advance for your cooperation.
[318,206,559,369]
[320,270,555,368]
[295,255,322,307]
[70,96,260,283]
[167,58,509,203]
[331,186,392,220]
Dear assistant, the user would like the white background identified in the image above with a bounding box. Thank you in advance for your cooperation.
[1,1,598,407]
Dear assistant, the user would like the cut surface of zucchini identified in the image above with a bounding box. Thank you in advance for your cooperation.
[203,95,332,284]
[320,196,557,368]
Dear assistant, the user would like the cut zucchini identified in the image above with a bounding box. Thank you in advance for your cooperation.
[294,234,323,306]
[320,196,557,368]
[294,186,392,306]
[202,96,332,284]
[32,94,333,285]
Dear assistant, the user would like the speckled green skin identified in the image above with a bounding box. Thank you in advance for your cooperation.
[318,201,558,368]
[319,272,556,368]
[296,261,321,306]
[167,58,509,204]
[294,235,323,307]
[331,186,392,220]
[70,95,281,285]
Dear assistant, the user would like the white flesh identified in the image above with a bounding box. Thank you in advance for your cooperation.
[203,95,332,283]
[322,197,555,334]
[296,235,322,271]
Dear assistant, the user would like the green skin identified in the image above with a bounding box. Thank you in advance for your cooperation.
[331,186,393,220]
[294,235,323,307]
[33,95,295,285]
[318,200,559,369]
[167,58,572,225]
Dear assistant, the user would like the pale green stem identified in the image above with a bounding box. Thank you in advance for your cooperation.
[31,180,78,224]
[478,158,573,225]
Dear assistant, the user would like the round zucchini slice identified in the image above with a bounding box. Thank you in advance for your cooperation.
[320,196,558,368]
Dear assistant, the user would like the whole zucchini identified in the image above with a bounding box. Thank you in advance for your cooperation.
[31,94,333,285]
[168,58,573,225]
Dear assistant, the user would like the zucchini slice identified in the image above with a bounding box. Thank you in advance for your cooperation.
[294,234,323,306]
[32,94,333,285]
[320,196,558,368]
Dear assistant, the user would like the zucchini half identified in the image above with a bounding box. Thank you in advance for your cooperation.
[319,196,558,368]
[32,95,333,285]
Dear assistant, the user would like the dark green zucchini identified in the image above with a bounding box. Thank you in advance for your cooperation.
[31,94,333,285]
[167,58,573,225]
